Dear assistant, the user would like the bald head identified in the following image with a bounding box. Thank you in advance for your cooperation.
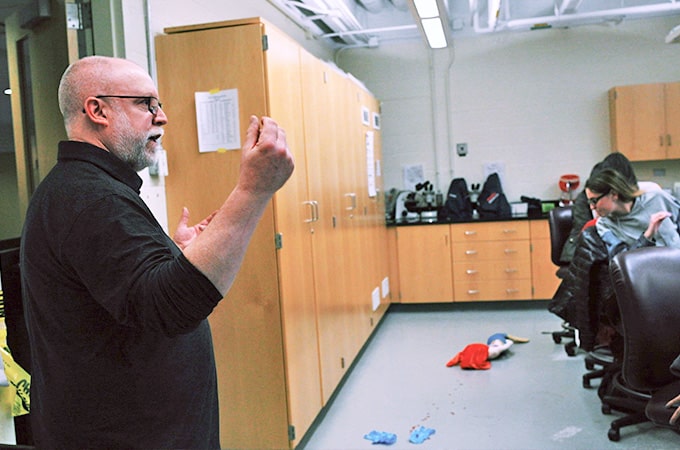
[58,56,154,136]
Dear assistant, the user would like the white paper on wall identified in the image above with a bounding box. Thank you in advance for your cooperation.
[195,89,240,153]
[366,131,376,197]
[402,164,424,191]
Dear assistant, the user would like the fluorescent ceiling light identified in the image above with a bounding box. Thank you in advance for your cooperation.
[413,0,440,18]
[411,0,450,49]
[422,17,447,48]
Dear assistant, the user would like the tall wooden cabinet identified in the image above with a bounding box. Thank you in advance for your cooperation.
[155,18,388,449]
[609,82,680,161]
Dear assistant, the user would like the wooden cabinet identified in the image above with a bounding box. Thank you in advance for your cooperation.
[609,82,680,161]
[395,219,555,304]
[396,225,453,303]
[450,221,532,302]
[529,219,560,299]
[156,18,388,449]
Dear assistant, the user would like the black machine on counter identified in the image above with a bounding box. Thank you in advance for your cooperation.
[388,181,442,223]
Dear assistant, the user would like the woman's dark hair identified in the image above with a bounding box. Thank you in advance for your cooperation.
[585,168,642,203]
[600,152,637,186]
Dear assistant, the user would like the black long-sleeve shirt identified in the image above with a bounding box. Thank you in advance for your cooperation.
[21,141,223,449]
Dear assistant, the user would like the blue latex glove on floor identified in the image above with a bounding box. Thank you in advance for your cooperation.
[409,425,436,444]
[364,430,397,445]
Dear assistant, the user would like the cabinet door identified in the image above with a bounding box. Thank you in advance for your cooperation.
[530,220,560,299]
[265,26,322,447]
[300,51,350,404]
[665,82,680,159]
[156,23,289,450]
[609,84,666,161]
[396,225,453,303]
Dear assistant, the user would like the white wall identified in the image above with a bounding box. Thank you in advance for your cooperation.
[337,16,680,202]
[121,1,680,210]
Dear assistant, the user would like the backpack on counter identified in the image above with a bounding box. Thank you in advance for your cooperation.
[440,178,473,221]
[478,172,511,219]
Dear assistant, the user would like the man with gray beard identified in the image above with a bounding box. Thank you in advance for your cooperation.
[20,56,294,448]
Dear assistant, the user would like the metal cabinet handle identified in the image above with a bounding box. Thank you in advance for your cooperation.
[502,229,517,234]
[466,269,478,275]
[467,290,480,295]
[303,200,319,223]
[504,268,518,273]
[506,288,519,294]
[344,193,357,211]
[465,250,478,255]
[668,134,673,147]
[504,249,518,254]
[464,230,477,236]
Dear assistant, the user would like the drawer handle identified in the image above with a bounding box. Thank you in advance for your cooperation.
[464,230,477,235]
[466,269,478,275]
[506,288,519,294]
[505,268,518,273]
[503,229,517,234]
[504,249,518,254]
[467,290,480,295]
[465,250,478,255]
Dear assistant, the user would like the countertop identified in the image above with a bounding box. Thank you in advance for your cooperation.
[386,213,549,227]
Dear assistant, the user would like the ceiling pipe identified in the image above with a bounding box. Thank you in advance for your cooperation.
[473,2,680,34]
[323,23,417,38]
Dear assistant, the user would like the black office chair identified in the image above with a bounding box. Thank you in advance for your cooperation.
[606,246,680,441]
[547,206,577,356]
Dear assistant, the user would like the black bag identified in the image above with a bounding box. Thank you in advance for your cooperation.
[440,178,472,221]
[478,173,511,219]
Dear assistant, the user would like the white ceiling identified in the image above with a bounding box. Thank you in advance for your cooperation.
[268,0,680,47]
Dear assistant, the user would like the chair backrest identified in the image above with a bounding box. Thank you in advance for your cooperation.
[610,247,680,392]
[548,206,573,267]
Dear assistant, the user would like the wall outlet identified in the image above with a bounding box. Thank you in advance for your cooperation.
[456,143,468,156]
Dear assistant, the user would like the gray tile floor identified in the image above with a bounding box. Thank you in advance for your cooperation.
[300,301,679,450]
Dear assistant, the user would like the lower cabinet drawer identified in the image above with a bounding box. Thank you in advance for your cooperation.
[451,241,531,262]
[454,279,532,302]
[452,260,531,281]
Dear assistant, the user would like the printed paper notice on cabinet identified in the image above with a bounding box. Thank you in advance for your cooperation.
[195,89,241,153]
[366,131,377,197]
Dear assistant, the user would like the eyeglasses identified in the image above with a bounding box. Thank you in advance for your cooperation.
[587,191,609,206]
[95,95,163,115]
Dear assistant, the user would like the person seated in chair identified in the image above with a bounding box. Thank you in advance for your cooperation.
[660,354,680,426]
[560,152,659,262]
[585,168,680,256]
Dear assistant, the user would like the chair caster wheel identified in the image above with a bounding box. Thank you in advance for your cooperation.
[602,404,612,415]
[566,346,576,357]
[586,361,594,370]
[583,378,591,389]
[552,333,562,344]
[608,427,620,441]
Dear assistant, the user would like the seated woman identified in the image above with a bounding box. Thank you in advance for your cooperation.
[585,168,680,256]
[560,152,640,262]
[551,167,678,352]
[664,355,680,426]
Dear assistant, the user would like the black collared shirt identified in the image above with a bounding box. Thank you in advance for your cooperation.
[21,141,222,448]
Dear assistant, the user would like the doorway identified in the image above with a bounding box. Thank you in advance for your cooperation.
[0,0,103,240]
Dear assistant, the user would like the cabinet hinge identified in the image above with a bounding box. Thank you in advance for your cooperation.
[288,425,296,441]
[262,34,269,51]
[66,2,92,30]
[275,233,283,250]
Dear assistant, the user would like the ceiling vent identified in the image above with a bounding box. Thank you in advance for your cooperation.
[267,0,372,46]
